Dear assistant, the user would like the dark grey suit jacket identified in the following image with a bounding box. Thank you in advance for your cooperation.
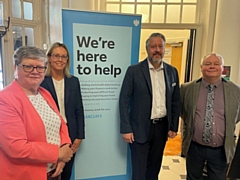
[119,59,180,143]
[180,78,240,163]
[40,75,85,142]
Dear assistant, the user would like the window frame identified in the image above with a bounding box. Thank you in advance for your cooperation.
[104,0,199,24]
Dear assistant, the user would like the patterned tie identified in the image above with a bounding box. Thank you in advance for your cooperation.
[203,84,215,143]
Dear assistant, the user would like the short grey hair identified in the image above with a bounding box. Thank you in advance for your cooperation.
[201,53,224,65]
[146,33,166,49]
[13,46,48,66]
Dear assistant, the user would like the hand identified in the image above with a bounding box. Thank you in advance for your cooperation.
[72,139,82,154]
[168,131,177,138]
[58,144,73,162]
[51,161,65,178]
[122,133,134,143]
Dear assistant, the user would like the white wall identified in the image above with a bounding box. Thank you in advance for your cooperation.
[212,0,240,135]
[191,0,217,80]
[49,0,63,44]
[212,0,240,85]
[49,0,95,45]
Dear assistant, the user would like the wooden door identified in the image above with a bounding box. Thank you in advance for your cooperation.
[164,43,183,82]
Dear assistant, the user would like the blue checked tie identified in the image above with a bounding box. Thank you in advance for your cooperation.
[203,84,215,143]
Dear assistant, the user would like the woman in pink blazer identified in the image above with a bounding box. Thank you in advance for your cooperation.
[0,46,73,180]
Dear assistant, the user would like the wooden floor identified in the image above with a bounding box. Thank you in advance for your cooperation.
[164,135,182,156]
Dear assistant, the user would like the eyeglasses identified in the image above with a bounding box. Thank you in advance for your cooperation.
[18,64,47,73]
[51,54,68,61]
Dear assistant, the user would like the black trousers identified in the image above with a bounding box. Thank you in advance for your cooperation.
[129,117,168,180]
[61,153,76,180]
[186,141,228,180]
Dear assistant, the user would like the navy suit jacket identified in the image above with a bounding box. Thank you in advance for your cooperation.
[40,75,85,142]
[119,59,180,143]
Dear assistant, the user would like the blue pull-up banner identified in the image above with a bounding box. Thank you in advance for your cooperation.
[62,9,141,180]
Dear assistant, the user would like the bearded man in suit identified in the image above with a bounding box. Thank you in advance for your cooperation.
[181,53,240,180]
[119,32,180,180]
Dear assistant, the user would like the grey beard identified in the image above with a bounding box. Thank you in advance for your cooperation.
[151,57,162,63]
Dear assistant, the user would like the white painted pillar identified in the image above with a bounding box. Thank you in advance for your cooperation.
[49,0,96,44]
[69,0,95,10]
[212,0,240,85]
[212,0,240,136]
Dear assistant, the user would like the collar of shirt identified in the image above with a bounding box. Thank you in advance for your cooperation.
[147,58,164,71]
[201,78,222,89]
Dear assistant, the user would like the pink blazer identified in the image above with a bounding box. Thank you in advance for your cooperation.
[0,80,71,180]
